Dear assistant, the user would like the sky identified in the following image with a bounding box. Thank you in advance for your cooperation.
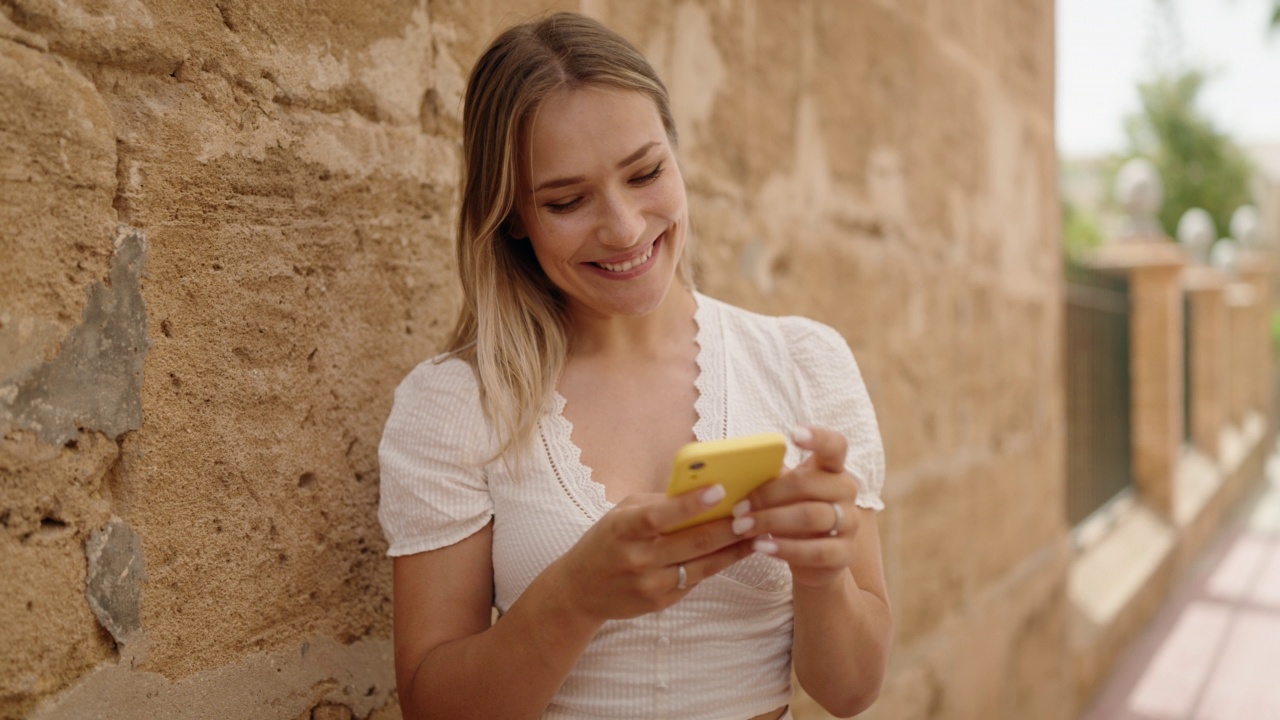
[1056,0,1280,159]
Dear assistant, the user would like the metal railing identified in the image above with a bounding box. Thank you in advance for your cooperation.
[1065,265,1134,527]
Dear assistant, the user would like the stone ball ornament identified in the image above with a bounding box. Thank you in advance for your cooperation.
[1113,157,1164,237]
[1175,207,1215,264]
[1229,205,1259,248]
[1210,237,1239,274]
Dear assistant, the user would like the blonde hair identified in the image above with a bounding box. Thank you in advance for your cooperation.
[446,12,694,463]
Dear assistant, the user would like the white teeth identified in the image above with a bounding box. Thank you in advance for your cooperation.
[596,244,654,273]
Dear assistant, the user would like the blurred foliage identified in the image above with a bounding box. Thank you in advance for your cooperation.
[1119,69,1254,241]
[1273,309,1280,356]
[1272,1,1280,30]
[1062,200,1105,266]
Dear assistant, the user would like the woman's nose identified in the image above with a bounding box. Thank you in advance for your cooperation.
[596,189,645,248]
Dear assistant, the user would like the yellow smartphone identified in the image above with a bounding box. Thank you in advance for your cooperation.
[663,433,787,532]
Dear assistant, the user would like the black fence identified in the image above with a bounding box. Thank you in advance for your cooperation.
[1065,265,1134,527]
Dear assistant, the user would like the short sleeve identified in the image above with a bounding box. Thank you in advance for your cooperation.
[377,356,495,556]
[784,319,886,511]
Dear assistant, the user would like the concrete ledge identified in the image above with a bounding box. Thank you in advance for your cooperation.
[1068,415,1271,715]
[27,635,395,720]
[1070,502,1178,710]
[1173,414,1267,579]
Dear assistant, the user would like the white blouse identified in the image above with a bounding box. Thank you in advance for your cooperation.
[379,292,885,719]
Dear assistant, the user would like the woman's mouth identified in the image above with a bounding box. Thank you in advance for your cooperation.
[592,240,657,273]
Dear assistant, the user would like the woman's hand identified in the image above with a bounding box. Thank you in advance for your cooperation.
[548,484,756,623]
[735,425,863,589]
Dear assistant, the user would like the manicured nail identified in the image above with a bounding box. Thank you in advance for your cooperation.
[753,538,779,555]
[700,484,727,506]
[732,500,751,518]
[790,426,813,444]
[732,515,755,536]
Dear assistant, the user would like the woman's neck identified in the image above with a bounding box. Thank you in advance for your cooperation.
[565,284,696,361]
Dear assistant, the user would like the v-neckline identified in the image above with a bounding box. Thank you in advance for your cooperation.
[540,291,723,518]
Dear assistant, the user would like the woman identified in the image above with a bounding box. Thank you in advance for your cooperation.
[379,12,891,719]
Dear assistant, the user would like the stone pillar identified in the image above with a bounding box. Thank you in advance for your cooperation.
[1090,242,1186,518]
[1224,282,1255,425]
[1183,267,1228,460]
[1237,252,1273,424]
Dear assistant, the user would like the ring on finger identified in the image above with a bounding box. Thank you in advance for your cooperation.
[677,563,688,590]
[827,502,844,537]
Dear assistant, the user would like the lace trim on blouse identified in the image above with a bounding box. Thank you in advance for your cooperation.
[539,292,723,520]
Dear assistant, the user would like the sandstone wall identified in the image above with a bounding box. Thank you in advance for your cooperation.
[0,1,1063,718]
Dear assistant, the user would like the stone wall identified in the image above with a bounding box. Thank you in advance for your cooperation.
[0,1,1063,718]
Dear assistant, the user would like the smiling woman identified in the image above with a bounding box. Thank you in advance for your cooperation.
[516,87,688,323]
[377,12,891,720]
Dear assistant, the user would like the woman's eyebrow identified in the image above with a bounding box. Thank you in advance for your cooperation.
[533,141,661,193]
[615,140,660,170]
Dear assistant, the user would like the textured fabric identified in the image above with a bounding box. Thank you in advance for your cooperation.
[378,292,885,719]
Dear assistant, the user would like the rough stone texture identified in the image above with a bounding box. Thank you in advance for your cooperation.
[839,543,1071,720]
[0,1,1067,718]
[0,431,116,715]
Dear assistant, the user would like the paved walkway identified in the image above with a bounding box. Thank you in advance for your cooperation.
[1082,440,1280,720]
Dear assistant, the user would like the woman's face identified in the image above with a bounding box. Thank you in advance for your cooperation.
[513,86,687,321]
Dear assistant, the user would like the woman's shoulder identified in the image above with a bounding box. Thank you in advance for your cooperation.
[389,351,486,422]
[382,351,493,465]
[395,352,480,395]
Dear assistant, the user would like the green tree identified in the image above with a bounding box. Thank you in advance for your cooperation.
[1062,200,1104,265]
[1120,69,1253,240]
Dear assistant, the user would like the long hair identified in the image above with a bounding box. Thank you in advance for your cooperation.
[446,12,694,464]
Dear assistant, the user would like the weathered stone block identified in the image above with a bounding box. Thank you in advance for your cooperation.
[2,227,150,447]
[0,35,117,375]
[968,442,1067,589]
[0,429,117,717]
[888,470,976,646]
[84,519,148,646]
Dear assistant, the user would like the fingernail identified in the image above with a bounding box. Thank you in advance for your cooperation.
[790,426,813,444]
[732,515,755,536]
[732,499,751,518]
[753,538,779,555]
[700,484,727,506]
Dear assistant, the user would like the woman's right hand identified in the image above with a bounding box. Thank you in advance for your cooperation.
[548,484,757,622]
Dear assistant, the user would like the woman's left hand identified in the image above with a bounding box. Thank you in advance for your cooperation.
[734,425,862,589]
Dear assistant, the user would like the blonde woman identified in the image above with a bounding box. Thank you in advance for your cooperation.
[379,12,891,719]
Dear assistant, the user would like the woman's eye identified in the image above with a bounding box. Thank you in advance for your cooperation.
[542,163,663,213]
[630,162,664,186]
[545,197,583,213]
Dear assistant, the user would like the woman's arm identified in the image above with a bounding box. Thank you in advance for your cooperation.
[790,508,892,716]
[393,524,603,719]
[393,486,756,719]
[740,426,893,717]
